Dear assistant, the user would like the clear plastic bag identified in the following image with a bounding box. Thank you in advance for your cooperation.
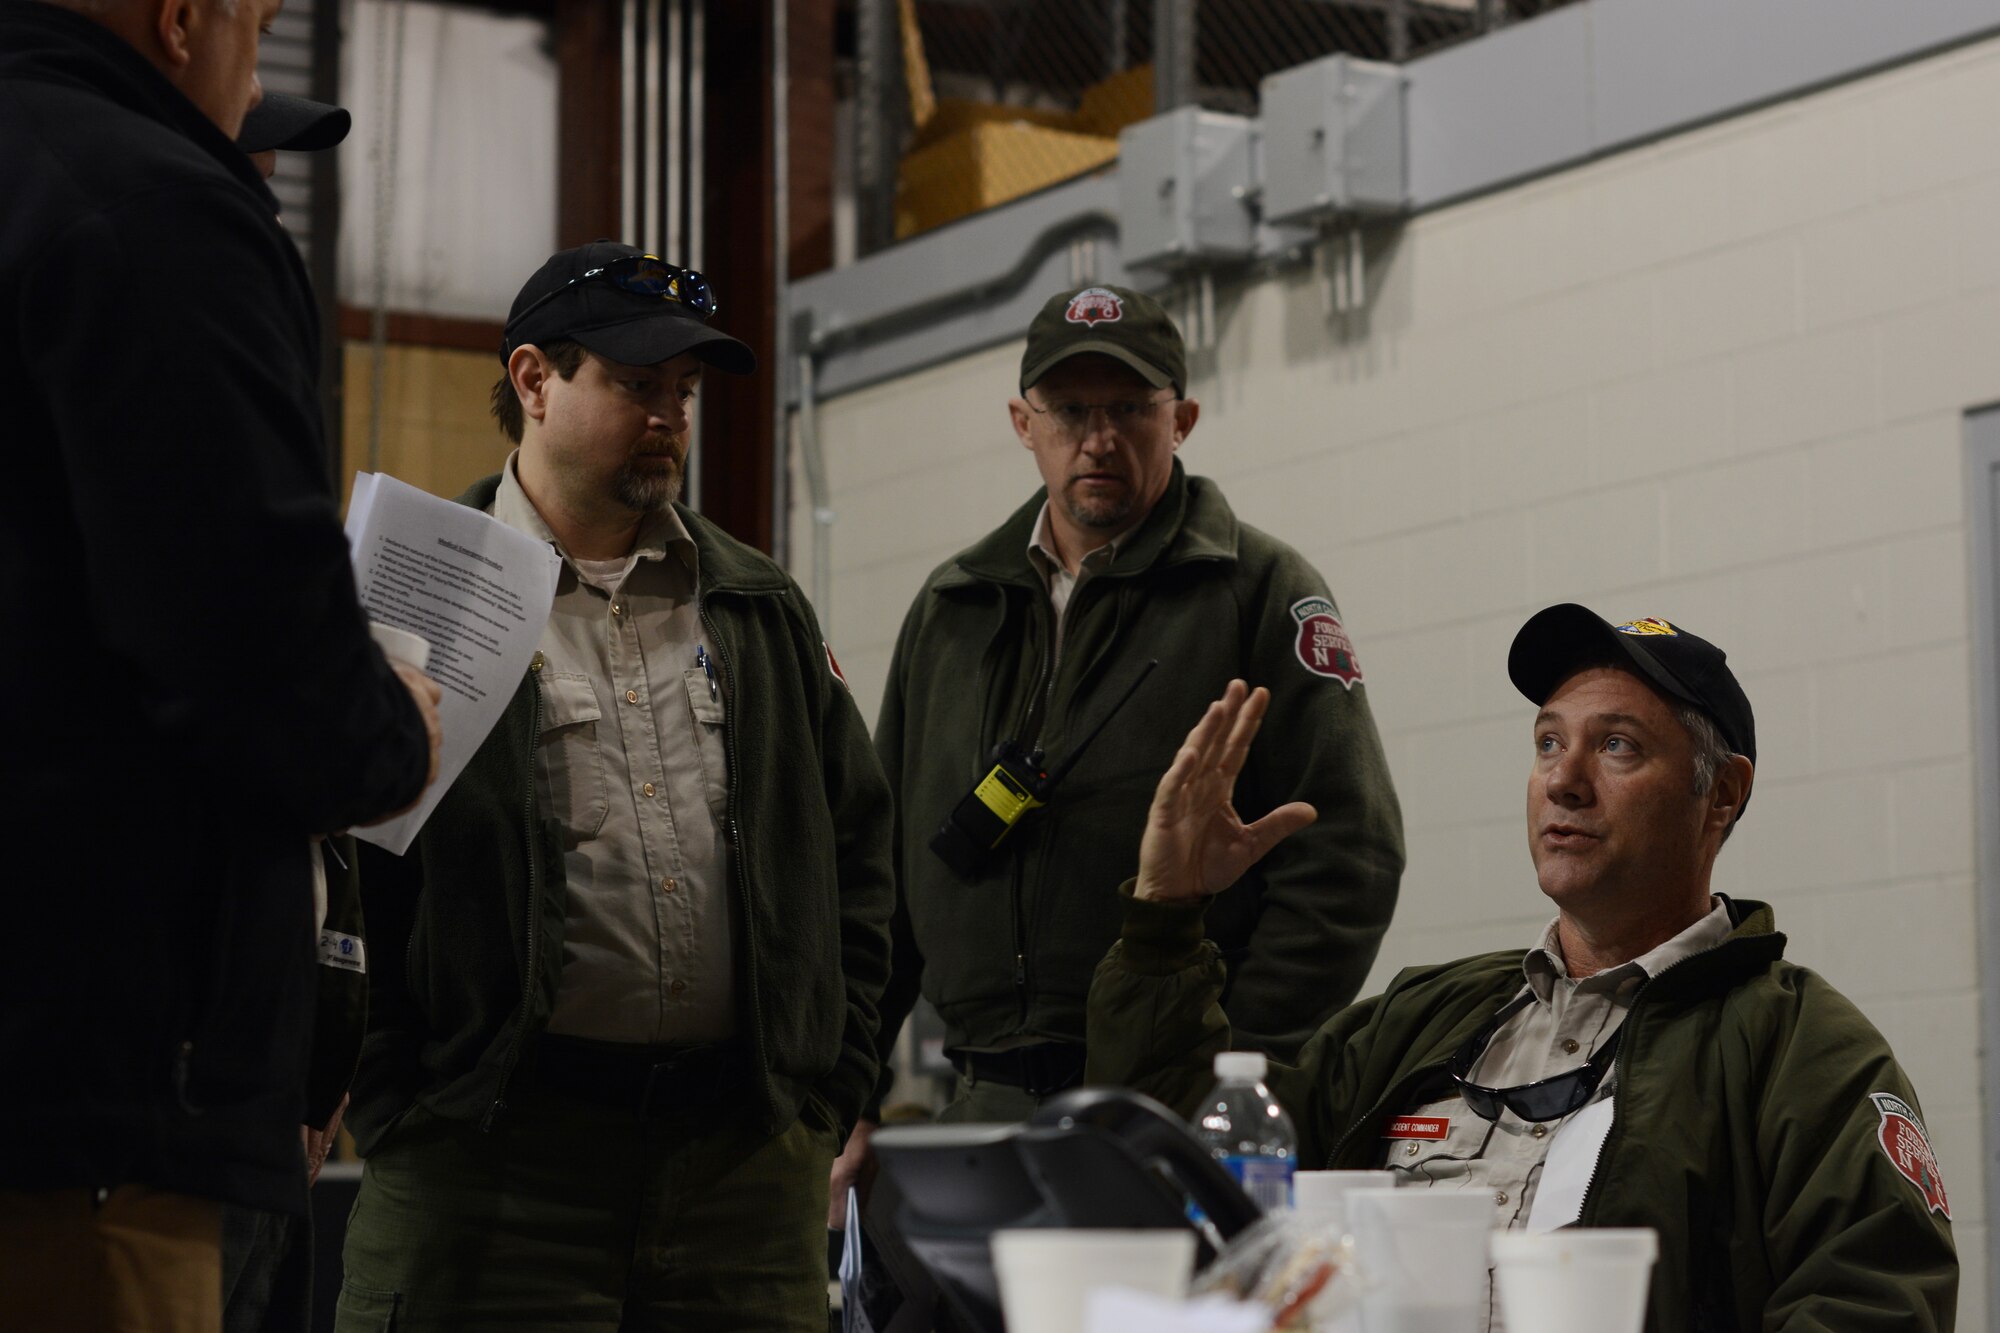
[1191,1212,1366,1330]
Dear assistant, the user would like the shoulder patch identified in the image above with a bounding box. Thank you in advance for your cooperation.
[824,641,849,691]
[1872,1092,1950,1219]
[1064,286,1124,325]
[1290,597,1362,689]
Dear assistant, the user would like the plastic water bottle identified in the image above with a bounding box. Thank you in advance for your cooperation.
[1194,1050,1297,1212]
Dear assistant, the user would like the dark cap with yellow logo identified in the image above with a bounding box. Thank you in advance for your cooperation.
[1020,284,1186,397]
[1508,603,1756,768]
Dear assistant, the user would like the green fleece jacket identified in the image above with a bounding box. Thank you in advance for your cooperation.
[872,462,1404,1113]
[346,477,896,1152]
[1088,893,1957,1332]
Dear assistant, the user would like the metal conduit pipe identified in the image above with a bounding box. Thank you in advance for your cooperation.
[799,209,1119,363]
[795,352,834,633]
[644,0,662,253]
[620,0,638,242]
[687,0,706,509]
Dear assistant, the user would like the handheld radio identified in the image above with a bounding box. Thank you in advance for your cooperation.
[929,660,1158,881]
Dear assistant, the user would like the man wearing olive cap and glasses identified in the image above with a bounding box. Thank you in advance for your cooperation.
[1089,605,1956,1330]
[334,242,896,1331]
[840,284,1405,1224]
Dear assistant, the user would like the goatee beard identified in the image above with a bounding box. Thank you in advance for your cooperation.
[613,450,684,512]
[1063,484,1133,532]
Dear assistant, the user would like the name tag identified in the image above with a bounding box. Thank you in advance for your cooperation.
[1525,1097,1616,1232]
[317,930,367,974]
[1384,1116,1451,1141]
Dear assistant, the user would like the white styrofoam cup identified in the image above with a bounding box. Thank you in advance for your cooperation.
[1490,1228,1657,1333]
[990,1228,1195,1333]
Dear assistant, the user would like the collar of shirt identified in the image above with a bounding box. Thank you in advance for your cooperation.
[1026,501,1121,589]
[1521,894,1736,1003]
[491,449,696,587]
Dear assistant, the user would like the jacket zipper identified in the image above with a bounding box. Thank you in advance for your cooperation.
[1010,592,1061,1024]
[700,598,777,1119]
[1573,980,1652,1223]
[1022,595,1062,750]
[482,678,544,1132]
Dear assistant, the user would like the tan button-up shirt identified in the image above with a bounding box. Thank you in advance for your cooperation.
[491,454,736,1045]
[1384,898,1733,1329]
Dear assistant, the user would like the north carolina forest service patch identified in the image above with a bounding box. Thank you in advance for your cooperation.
[1291,597,1362,688]
[1064,287,1124,325]
[1871,1092,1950,1219]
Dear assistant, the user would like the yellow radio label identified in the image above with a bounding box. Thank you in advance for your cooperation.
[974,765,1043,834]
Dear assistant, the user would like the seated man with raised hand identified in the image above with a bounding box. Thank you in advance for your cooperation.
[1087,604,1957,1331]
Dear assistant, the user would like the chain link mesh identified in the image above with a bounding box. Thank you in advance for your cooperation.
[868,0,1581,248]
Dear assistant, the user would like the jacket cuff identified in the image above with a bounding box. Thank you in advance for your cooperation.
[1116,879,1212,972]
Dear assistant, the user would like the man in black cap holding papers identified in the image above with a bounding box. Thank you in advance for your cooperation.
[1089,604,1957,1330]
[839,284,1404,1219]
[335,243,895,1331]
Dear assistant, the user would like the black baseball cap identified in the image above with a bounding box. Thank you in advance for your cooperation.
[501,241,756,374]
[238,93,351,154]
[1508,604,1756,770]
[1020,284,1186,397]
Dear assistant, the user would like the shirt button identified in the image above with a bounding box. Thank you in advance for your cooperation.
[1531,1123,1549,1139]
[611,603,624,616]
[1496,1191,1509,1206]
[642,782,657,797]
[1562,1038,1580,1054]
[1404,1142,1420,1157]
[626,689,639,704]
[661,877,677,893]
[670,980,686,996]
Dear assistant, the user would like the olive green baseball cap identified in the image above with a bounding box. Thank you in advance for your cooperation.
[1019,284,1186,397]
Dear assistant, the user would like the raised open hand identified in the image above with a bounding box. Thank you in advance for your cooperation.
[1134,680,1318,902]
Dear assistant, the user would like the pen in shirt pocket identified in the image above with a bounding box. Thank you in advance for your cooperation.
[696,644,718,700]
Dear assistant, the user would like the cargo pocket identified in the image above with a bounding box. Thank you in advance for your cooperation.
[683,668,730,821]
[334,1282,402,1331]
[536,673,607,846]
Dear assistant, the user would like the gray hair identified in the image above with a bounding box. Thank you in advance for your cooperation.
[1677,704,1743,842]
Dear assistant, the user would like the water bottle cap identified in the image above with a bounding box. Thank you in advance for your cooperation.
[1213,1051,1266,1081]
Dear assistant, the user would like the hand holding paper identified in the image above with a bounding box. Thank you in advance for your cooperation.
[345,473,560,854]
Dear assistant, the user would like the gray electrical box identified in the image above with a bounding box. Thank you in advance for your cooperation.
[1117,107,1258,271]
[1259,54,1407,226]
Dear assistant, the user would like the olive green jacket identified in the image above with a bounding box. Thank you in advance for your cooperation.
[346,478,896,1152]
[1088,893,1957,1332]
[871,462,1404,1112]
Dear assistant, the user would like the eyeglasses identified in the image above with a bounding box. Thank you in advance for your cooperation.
[1444,993,1622,1123]
[506,256,718,339]
[1026,392,1176,440]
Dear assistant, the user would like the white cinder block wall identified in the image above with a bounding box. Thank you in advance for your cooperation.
[795,33,1998,1321]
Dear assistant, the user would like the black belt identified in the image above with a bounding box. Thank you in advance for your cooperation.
[520,1034,749,1120]
[950,1043,1087,1097]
